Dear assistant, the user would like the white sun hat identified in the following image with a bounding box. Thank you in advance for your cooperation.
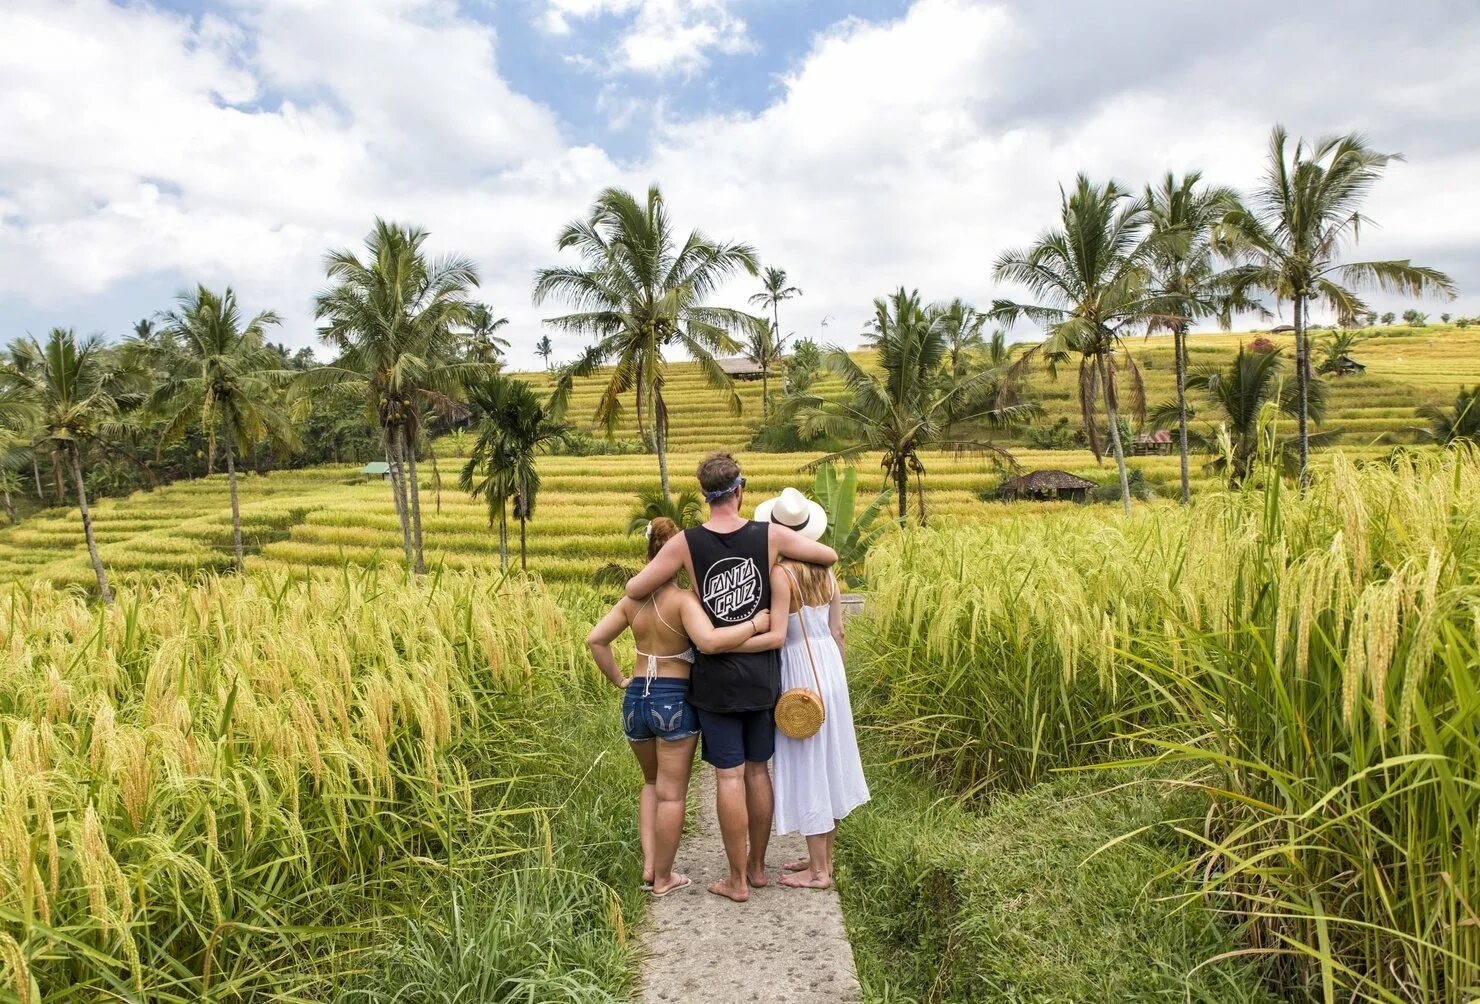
[753,486,828,541]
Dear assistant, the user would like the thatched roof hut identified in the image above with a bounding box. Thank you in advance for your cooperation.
[715,356,766,380]
[998,469,1096,504]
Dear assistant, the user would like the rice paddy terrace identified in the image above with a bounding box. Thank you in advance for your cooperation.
[0,325,1473,590]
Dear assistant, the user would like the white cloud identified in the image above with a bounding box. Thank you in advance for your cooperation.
[538,0,751,75]
[2,0,1478,368]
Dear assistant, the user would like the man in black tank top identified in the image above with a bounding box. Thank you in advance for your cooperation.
[625,452,839,902]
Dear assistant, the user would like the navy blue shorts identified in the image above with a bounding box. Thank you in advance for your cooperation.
[622,677,700,743]
[696,707,776,769]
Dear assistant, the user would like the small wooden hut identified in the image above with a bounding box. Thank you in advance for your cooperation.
[715,356,766,380]
[998,469,1096,504]
[360,461,391,481]
[1330,354,1366,375]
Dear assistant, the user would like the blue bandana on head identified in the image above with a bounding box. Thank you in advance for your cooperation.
[703,476,744,502]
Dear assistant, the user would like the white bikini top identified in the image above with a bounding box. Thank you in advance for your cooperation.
[633,593,696,681]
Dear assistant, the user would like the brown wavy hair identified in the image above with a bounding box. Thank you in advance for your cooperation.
[647,516,679,562]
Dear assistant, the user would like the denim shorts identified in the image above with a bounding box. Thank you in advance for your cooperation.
[622,677,700,743]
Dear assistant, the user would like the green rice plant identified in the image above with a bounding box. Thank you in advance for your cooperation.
[0,568,637,1000]
[857,446,1480,1001]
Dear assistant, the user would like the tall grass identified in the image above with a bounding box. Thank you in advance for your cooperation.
[857,447,1480,1001]
[0,569,637,1001]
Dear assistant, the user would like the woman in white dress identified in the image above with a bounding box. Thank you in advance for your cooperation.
[754,488,870,890]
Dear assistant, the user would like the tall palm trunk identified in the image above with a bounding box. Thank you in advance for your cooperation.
[1174,324,1191,505]
[386,432,414,570]
[2,477,15,524]
[895,463,909,520]
[224,438,243,570]
[1292,295,1311,488]
[31,454,43,499]
[1097,350,1132,515]
[498,501,509,571]
[403,427,426,575]
[772,303,782,407]
[68,444,112,604]
[206,438,216,477]
[655,388,671,498]
[519,509,528,573]
[50,450,66,504]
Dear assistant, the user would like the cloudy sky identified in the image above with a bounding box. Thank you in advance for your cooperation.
[3,0,1477,368]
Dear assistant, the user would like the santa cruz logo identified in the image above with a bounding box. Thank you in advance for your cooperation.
[701,556,762,622]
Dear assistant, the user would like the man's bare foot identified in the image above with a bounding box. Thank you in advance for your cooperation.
[747,864,769,887]
[782,859,810,872]
[780,870,832,889]
[652,873,691,896]
[708,876,750,902]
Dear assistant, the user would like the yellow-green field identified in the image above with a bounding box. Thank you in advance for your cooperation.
[0,325,1473,589]
[531,324,1480,449]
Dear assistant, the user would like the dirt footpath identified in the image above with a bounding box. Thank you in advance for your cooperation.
[638,766,863,1003]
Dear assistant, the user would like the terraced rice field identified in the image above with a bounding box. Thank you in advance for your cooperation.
[527,325,1480,449]
[0,443,1402,591]
[1,325,1469,590]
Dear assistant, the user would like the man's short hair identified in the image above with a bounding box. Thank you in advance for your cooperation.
[696,452,742,500]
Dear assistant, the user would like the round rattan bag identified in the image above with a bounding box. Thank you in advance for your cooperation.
[775,686,825,740]
[773,566,826,740]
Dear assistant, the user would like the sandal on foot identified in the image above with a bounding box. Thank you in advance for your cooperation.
[651,876,692,897]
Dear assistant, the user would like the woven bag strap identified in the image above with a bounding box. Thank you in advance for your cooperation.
[781,565,824,695]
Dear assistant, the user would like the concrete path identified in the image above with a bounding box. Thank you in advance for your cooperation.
[638,767,863,1003]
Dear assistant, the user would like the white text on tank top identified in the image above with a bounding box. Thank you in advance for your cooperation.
[701,555,763,622]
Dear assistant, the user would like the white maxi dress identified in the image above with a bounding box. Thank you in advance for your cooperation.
[771,593,870,837]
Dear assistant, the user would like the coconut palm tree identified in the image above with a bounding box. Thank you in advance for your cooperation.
[993,175,1159,513]
[308,219,483,575]
[533,185,761,497]
[748,266,802,410]
[1153,344,1328,485]
[154,286,301,569]
[795,288,1034,521]
[463,304,510,363]
[1144,171,1266,505]
[535,335,555,370]
[1417,386,1480,445]
[459,374,570,571]
[743,318,784,416]
[935,298,990,378]
[7,329,137,602]
[1223,127,1456,485]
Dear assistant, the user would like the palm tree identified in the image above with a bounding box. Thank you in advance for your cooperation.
[743,318,784,417]
[935,298,989,378]
[993,175,1158,513]
[625,484,703,535]
[1418,386,1480,445]
[535,335,555,370]
[533,184,761,497]
[309,219,483,575]
[795,288,1034,521]
[1144,171,1265,505]
[7,329,136,603]
[154,286,300,569]
[464,304,510,363]
[0,382,36,524]
[459,374,569,571]
[748,266,802,410]
[1153,344,1327,485]
[1224,127,1456,485]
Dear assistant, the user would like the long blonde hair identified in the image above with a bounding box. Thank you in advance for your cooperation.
[779,558,833,607]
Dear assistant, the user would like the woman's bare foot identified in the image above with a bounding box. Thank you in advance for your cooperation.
[652,873,691,896]
[642,870,655,886]
[747,865,769,888]
[708,876,750,902]
[782,859,810,872]
[780,870,831,889]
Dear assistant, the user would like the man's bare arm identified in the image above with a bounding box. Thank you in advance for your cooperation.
[769,523,838,567]
[625,534,689,600]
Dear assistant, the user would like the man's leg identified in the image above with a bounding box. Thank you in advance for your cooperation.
[743,760,773,886]
[651,735,698,894]
[741,709,777,886]
[697,709,751,902]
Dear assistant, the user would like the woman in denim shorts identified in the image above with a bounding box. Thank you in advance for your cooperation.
[587,517,770,896]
